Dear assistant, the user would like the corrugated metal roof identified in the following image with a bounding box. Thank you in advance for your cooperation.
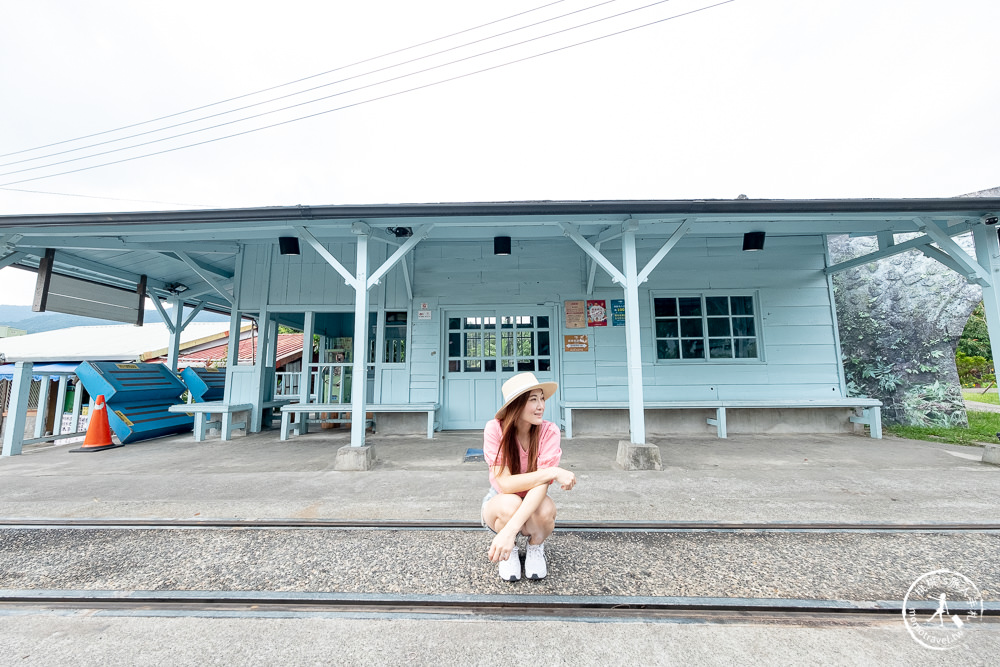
[162,333,302,367]
[0,322,231,363]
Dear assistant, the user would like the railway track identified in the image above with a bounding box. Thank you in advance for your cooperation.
[2,519,997,622]
[4,589,996,622]
[3,518,1000,531]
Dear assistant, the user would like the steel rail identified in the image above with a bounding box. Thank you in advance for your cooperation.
[1,590,998,621]
[1,518,999,532]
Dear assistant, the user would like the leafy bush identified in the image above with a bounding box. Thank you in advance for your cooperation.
[957,302,992,360]
[955,351,995,387]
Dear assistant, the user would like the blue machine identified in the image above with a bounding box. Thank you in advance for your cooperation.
[180,366,226,402]
[75,361,193,444]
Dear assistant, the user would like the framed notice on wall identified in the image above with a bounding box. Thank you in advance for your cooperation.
[587,300,607,327]
[564,335,589,352]
[565,300,586,328]
[611,299,625,326]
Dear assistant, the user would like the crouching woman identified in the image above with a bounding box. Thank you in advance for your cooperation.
[481,372,576,581]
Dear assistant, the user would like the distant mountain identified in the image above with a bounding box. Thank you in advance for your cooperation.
[0,305,228,335]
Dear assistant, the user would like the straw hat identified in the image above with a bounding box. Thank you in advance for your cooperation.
[495,372,558,420]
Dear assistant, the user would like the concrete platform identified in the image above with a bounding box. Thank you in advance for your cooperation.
[2,429,999,665]
[0,429,996,524]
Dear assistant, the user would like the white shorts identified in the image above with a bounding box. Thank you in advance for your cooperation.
[480,487,498,532]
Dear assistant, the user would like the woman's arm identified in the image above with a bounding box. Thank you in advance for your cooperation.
[490,465,576,494]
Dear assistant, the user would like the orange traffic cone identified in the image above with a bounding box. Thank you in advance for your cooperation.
[70,395,123,453]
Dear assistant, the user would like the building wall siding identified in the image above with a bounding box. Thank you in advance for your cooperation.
[238,233,841,412]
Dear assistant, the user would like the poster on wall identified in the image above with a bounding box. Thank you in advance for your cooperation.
[587,300,608,327]
[564,335,589,352]
[565,300,586,328]
[611,299,625,326]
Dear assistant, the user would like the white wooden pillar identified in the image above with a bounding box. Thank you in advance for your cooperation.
[53,375,68,436]
[70,378,84,434]
[621,222,646,444]
[351,228,370,447]
[166,297,185,372]
[973,224,1000,365]
[300,312,315,406]
[250,308,271,432]
[222,308,242,404]
[2,362,33,456]
[32,375,50,438]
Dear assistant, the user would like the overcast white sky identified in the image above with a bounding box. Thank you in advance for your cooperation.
[2,0,998,305]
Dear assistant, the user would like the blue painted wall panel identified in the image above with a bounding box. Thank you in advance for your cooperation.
[235,231,846,424]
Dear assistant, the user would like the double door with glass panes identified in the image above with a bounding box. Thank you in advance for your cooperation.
[442,309,555,429]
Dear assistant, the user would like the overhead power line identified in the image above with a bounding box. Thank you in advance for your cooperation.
[0,186,213,208]
[0,0,736,188]
[0,0,620,169]
[0,0,571,160]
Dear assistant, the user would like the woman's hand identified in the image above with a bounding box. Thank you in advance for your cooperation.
[554,467,576,490]
[488,530,517,563]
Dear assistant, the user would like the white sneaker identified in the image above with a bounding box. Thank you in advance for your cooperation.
[524,543,547,580]
[498,545,521,582]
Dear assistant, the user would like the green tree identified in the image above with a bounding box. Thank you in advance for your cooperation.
[957,302,992,360]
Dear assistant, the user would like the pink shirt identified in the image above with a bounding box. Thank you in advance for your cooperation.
[483,419,562,496]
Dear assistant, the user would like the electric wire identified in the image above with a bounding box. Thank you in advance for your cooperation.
[0,0,622,169]
[0,0,571,160]
[0,187,213,208]
[0,0,736,188]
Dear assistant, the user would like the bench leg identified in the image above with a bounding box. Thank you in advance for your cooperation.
[193,413,207,442]
[221,412,233,441]
[706,407,727,438]
[869,407,882,439]
[853,407,883,439]
[280,412,292,441]
[564,408,573,439]
[426,411,434,439]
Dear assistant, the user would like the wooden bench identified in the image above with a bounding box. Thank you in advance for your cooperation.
[168,402,253,442]
[279,403,370,441]
[261,398,296,427]
[560,398,883,440]
[280,402,441,440]
[369,403,441,439]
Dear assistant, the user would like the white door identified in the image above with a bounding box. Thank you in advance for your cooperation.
[441,309,556,430]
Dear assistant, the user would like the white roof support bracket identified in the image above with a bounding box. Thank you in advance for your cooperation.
[586,241,602,296]
[148,295,175,334]
[295,225,358,289]
[917,217,991,287]
[560,222,626,286]
[173,250,234,305]
[637,219,691,285]
[0,250,27,270]
[367,224,432,290]
[1,233,24,254]
[165,252,233,280]
[180,301,207,329]
[824,219,971,276]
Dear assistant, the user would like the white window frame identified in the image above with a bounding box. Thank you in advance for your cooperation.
[650,291,764,364]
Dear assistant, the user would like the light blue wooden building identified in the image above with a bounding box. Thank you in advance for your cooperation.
[3,198,1000,457]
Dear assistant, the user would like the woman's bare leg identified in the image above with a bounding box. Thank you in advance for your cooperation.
[521,494,556,545]
[484,493,555,543]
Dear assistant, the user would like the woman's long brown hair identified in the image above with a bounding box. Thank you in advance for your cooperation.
[496,391,540,475]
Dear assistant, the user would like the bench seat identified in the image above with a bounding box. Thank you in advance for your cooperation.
[369,403,440,439]
[279,402,441,440]
[560,398,882,440]
[167,402,253,442]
